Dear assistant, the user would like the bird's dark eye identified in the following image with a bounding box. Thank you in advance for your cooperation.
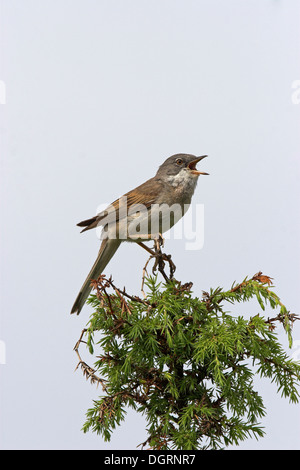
[176,158,183,165]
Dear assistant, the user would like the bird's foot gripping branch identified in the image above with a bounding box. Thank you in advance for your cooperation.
[74,265,300,450]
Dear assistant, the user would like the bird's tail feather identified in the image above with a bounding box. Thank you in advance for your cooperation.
[77,216,99,233]
[70,238,121,315]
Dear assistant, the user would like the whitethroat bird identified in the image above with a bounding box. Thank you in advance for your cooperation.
[71,153,209,315]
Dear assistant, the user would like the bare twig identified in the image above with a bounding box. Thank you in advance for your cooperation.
[74,328,107,390]
[266,312,300,329]
[140,237,177,297]
[141,255,154,298]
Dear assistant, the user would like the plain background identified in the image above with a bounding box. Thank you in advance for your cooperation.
[1,0,300,450]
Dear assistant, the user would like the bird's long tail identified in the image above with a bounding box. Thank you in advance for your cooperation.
[70,238,121,315]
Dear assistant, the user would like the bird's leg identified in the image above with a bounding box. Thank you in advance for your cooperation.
[155,233,164,250]
[137,241,156,257]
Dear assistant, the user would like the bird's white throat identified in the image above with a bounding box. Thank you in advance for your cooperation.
[166,168,198,192]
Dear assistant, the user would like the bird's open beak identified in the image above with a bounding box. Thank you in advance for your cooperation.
[188,155,209,175]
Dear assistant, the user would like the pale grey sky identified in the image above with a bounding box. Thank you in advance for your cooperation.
[1,0,300,449]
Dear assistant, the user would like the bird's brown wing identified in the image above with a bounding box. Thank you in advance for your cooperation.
[124,176,162,210]
[77,177,163,232]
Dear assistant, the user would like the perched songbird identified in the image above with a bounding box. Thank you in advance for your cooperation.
[71,153,208,315]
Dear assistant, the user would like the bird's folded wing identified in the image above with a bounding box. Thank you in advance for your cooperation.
[77,177,162,232]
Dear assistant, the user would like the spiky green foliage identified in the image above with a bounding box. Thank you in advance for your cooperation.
[76,272,300,450]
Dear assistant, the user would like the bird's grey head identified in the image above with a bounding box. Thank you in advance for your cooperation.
[156,153,209,178]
